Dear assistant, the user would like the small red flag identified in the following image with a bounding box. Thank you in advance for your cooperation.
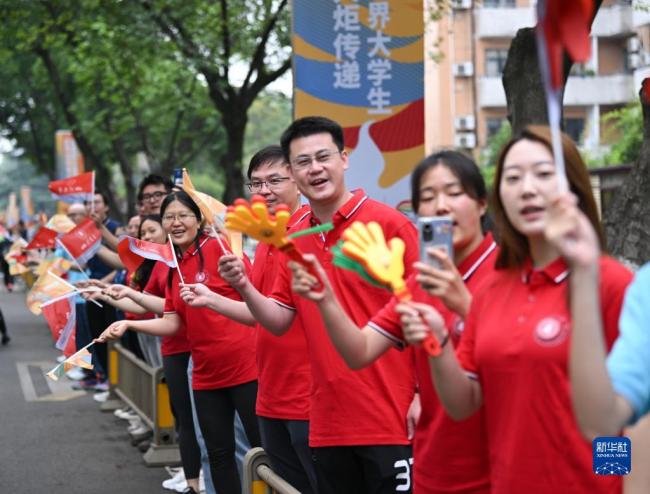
[41,295,77,357]
[117,236,177,273]
[26,227,58,250]
[48,171,95,204]
[58,218,102,265]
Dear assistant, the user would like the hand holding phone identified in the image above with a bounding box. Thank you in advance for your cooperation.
[417,216,453,269]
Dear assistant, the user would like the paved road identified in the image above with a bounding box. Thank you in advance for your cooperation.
[0,291,171,493]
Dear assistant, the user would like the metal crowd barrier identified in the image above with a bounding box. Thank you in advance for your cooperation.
[243,448,301,494]
[109,341,180,467]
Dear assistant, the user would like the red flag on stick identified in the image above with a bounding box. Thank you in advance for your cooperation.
[41,294,77,357]
[26,227,58,250]
[117,236,177,273]
[48,171,95,204]
[536,0,593,190]
[57,218,102,265]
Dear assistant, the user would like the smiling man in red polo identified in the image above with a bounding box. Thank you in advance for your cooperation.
[220,117,418,493]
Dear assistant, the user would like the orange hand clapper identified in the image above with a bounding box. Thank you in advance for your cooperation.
[225,196,323,289]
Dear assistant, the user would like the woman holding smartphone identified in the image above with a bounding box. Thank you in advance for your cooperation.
[98,191,260,494]
[398,126,632,494]
[291,150,495,493]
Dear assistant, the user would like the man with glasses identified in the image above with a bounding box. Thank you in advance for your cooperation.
[219,117,418,493]
[138,174,173,216]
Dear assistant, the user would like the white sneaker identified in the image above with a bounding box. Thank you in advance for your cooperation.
[93,391,110,403]
[114,408,139,421]
[66,367,85,380]
[162,469,186,490]
[198,470,205,492]
[56,355,66,363]
[129,424,151,436]
[127,418,143,433]
[172,478,189,493]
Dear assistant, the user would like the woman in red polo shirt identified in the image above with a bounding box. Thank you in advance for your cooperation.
[91,214,202,493]
[291,150,494,493]
[399,126,632,494]
[98,191,259,494]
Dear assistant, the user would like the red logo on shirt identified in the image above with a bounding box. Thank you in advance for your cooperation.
[195,271,208,283]
[534,316,569,346]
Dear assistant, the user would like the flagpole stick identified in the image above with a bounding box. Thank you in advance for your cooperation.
[210,224,229,254]
[55,238,90,281]
[90,171,96,215]
[167,235,185,284]
[47,268,103,308]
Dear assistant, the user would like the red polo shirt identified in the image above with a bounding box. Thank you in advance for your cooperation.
[164,236,257,390]
[270,190,418,447]
[251,205,311,420]
[144,261,191,357]
[456,255,631,494]
[369,234,497,494]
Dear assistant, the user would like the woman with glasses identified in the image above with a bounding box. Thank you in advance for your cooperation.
[88,214,202,493]
[98,191,260,494]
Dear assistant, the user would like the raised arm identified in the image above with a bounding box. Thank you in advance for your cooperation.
[218,254,294,335]
[545,193,635,438]
[398,301,482,420]
[290,255,393,369]
[96,245,125,270]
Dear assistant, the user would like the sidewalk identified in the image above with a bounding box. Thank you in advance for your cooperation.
[0,292,171,493]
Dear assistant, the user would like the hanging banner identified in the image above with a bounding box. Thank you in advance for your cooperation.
[6,192,20,228]
[55,130,85,180]
[20,186,34,224]
[292,0,424,210]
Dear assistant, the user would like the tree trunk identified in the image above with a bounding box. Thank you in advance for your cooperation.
[502,28,568,134]
[220,108,248,204]
[502,1,603,134]
[603,81,650,266]
[35,47,121,215]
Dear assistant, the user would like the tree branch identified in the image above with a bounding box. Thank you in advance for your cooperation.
[241,0,288,92]
[219,0,231,84]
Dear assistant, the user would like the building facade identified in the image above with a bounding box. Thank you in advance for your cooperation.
[425,0,650,159]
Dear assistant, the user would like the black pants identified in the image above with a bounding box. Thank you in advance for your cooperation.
[86,302,116,378]
[312,444,413,494]
[162,352,201,479]
[193,380,261,494]
[258,417,318,494]
[0,307,7,337]
[1,258,12,288]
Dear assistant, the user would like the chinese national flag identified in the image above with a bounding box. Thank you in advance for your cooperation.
[48,171,94,204]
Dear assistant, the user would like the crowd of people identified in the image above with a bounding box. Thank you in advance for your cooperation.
[4,115,650,494]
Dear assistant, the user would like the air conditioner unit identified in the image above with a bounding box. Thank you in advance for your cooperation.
[454,133,476,149]
[454,115,476,131]
[627,36,641,53]
[451,0,472,9]
[628,53,641,69]
[452,62,474,77]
